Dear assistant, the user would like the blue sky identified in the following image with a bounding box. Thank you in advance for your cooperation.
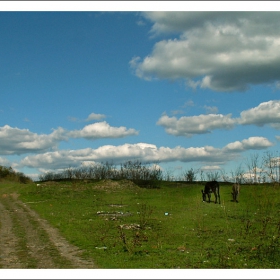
[1,3,280,180]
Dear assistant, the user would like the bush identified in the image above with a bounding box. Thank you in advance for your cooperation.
[0,165,32,183]
[38,160,163,188]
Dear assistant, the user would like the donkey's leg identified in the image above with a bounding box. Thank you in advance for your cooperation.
[208,193,211,203]
[213,192,217,204]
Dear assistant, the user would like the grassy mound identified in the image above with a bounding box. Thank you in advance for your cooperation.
[93,179,140,191]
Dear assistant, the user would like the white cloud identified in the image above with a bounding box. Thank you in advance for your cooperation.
[132,12,280,92]
[86,112,106,121]
[224,137,273,152]
[157,113,235,137]
[201,165,221,171]
[157,100,280,137]
[204,106,218,114]
[68,122,139,140]
[18,144,194,171]
[20,143,158,170]
[68,112,107,122]
[143,12,236,35]
[19,137,273,172]
[186,79,200,90]
[238,100,280,128]
[0,125,67,155]
[0,122,139,155]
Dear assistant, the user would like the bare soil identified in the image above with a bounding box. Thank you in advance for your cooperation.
[0,193,97,269]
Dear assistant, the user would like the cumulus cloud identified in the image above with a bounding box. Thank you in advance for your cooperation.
[224,137,273,152]
[238,100,280,128]
[20,143,159,170]
[157,113,235,137]
[0,122,139,155]
[19,144,220,171]
[201,165,221,171]
[143,12,240,35]
[68,122,139,140]
[157,100,280,137]
[68,112,107,122]
[86,112,106,121]
[19,137,273,172]
[131,12,280,92]
[0,125,67,155]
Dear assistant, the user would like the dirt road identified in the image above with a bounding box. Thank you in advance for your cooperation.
[0,193,97,268]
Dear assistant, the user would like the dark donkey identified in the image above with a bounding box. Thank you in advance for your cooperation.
[201,180,220,204]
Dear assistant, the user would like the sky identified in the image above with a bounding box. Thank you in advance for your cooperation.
[1,2,280,181]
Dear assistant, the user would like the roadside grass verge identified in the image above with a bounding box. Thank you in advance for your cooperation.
[1,180,280,268]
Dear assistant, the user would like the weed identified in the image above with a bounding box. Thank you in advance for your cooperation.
[117,203,153,254]
[137,203,153,229]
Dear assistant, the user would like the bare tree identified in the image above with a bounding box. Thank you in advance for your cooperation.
[262,151,280,184]
[245,153,260,184]
[199,169,205,182]
[220,169,230,183]
[183,168,198,182]
[205,171,220,181]
[163,168,174,181]
[230,163,245,184]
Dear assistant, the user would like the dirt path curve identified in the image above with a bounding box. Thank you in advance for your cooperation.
[0,193,97,268]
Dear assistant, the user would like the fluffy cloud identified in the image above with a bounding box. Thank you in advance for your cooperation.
[68,112,107,123]
[224,137,273,152]
[0,125,67,155]
[0,122,139,155]
[20,137,273,172]
[131,12,280,92]
[18,144,220,171]
[157,114,235,137]
[86,113,106,121]
[157,100,280,137]
[238,100,280,128]
[143,12,249,35]
[20,143,158,170]
[68,122,139,140]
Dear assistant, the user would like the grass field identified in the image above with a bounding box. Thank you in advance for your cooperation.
[1,179,280,269]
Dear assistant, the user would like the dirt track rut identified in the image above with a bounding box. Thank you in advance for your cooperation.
[0,193,97,268]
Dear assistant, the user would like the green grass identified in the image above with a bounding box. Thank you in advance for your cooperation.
[1,179,280,268]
